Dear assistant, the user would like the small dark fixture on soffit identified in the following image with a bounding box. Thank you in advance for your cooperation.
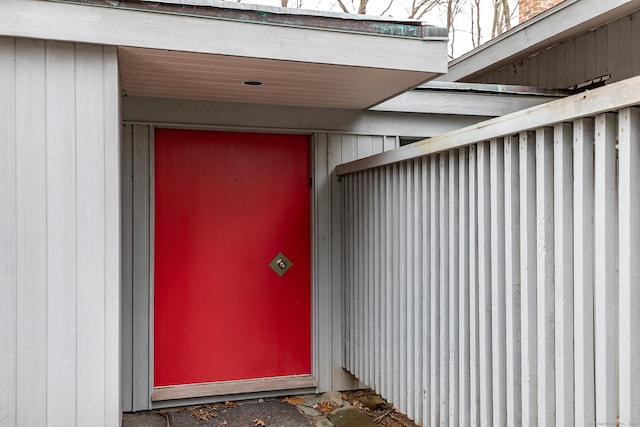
[244,80,264,86]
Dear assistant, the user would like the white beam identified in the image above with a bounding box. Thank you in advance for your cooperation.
[336,75,640,175]
[371,91,562,116]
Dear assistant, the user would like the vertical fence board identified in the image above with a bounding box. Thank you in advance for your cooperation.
[618,107,640,426]
[412,159,423,422]
[477,141,494,426]
[421,158,431,426]
[519,131,538,427]
[504,135,522,427]
[490,139,507,427]
[404,161,415,418]
[468,145,481,427]
[448,151,460,427]
[0,36,17,427]
[384,166,393,401]
[553,123,574,427]
[594,113,618,425]
[535,127,555,426]
[573,118,596,426]
[458,148,471,426]
[439,153,450,424]
[372,167,381,393]
[429,156,440,427]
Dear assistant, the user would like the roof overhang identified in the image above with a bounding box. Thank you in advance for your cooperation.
[5,0,448,109]
[438,0,640,83]
[371,82,567,116]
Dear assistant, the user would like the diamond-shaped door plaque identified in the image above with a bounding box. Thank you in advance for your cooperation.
[269,252,293,277]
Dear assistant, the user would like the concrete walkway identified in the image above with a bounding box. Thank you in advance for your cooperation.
[122,390,415,427]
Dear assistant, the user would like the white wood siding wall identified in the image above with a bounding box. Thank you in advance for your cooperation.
[0,37,120,426]
[120,126,398,409]
[340,100,640,425]
[475,10,640,88]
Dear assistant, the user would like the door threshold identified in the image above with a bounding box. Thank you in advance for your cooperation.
[152,375,317,401]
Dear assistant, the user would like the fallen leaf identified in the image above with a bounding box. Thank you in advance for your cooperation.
[313,401,337,414]
[192,407,217,421]
[282,396,305,405]
[225,401,237,408]
[158,410,168,417]
[253,419,266,426]
[176,408,187,413]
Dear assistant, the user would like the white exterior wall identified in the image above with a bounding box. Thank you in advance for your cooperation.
[476,9,640,88]
[0,37,120,427]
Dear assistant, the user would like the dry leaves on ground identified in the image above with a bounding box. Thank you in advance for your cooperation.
[192,406,217,421]
[282,396,306,405]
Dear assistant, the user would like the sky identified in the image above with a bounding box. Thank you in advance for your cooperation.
[229,0,520,58]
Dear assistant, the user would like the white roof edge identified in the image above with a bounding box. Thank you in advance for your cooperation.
[6,0,447,73]
[143,0,419,22]
[438,0,640,82]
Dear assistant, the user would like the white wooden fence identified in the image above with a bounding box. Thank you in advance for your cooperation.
[336,76,640,426]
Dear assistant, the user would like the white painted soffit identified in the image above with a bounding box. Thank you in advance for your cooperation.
[5,0,448,109]
[438,0,640,83]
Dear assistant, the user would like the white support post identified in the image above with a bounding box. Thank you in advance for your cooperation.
[421,158,431,426]
[618,107,640,426]
[594,113,618,426]
[519,131,538,427]
[439,153,450,424]
[490,138,507,427]
[448,151,460,427]
[469,144,480,427]
[573,118,596,426]
[553,123,574,427]
[504,135,522,427]
[458,148,471,427]
[535,126,555,427]
[429,155,441,427]
[477,140,494,426]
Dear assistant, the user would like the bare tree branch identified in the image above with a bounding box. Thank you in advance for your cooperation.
[358,0,368,14]
[336,0,350,13]
[380,0,395,16]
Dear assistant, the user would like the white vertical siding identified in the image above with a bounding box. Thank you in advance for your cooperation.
[0,36,120,427]
[0,36,18,427]
[340,98,640,426]
[477,10,640,88]
[45,41,78,427]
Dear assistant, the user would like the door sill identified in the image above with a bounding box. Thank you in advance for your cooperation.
[152,375,317,401]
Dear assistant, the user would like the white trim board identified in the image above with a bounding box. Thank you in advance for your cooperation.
[5,0,446,73]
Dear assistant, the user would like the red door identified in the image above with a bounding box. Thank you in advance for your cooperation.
[154,129,311,387]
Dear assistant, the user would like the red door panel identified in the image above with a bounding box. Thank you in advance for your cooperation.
[154,129,311,387]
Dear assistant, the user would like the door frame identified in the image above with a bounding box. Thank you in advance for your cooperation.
[149,127,317,402]
[122,121,356,412]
